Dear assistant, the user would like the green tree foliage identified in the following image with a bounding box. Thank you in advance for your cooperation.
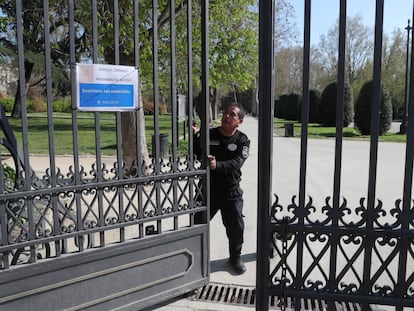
[0,0,86,116]
[354,80,392,135]
[319,81,353,127]
[209,0,258,92]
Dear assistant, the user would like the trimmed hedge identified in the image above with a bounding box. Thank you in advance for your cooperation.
[0,97,72,113]
[275,93,301,121]
[309,89,321,123]
[354,80,392,135]
[319,81,353,127]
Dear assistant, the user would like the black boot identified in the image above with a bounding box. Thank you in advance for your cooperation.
[228,257,246,275]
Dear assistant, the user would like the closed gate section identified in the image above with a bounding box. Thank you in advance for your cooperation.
[257,0,414,310]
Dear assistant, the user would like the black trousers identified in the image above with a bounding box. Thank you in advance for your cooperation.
[195,188,245,259]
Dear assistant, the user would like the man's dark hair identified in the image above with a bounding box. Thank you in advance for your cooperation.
[223,102,246,120]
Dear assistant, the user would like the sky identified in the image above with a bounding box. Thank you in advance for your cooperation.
[289,0,414,44]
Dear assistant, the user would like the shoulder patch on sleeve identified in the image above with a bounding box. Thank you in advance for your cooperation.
[242,146,249,159]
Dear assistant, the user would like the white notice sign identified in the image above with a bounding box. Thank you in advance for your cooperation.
[76,63,139,111]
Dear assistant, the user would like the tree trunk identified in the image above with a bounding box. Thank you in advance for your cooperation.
[121,93,149,175]
[12,61,34,118]
[194,91,213,125]
[211,88,217,121]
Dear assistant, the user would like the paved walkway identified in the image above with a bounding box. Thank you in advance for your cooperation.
[155,117,409,310]
[154,115,259,310]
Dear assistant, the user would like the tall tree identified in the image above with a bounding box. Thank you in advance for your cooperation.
[274,46,303,95]
[318,15,374,87]
[381,29,406,119]
[1,0,296,167]
[0,0,84,117]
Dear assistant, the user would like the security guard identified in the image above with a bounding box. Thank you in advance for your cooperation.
[194,102,250,274]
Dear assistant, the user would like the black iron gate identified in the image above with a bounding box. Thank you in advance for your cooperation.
[258,0,414,310]
[0,0,209,310]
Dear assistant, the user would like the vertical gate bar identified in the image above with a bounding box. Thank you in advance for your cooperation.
[90,0,105,247]
[397,4,414,310]
[186,0,197,226]
[363,1,384,308]
[170,0,179,230]
[91,0,103,247]
[113,0,126,243]
[327,1,346,309]
[133,0,144,238]
[152,0,163,233]
[68,0,84,252]
[43,0,62,257]
[333,0,346,229]
[200,0,210,278]
[0,152,9,269]
[91,0,99,64]
[188,0,194,163]
[256,0,274,309]
[188,0,196,227]
[15,0,37,262]
[294,1,311,309]
[187,0,194,158]
[152,0,161,165]
[299,0,311,195]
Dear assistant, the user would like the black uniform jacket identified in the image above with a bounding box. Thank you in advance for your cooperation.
[195,127,250,195]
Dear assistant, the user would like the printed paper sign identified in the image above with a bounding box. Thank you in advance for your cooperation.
[76,63,139,111]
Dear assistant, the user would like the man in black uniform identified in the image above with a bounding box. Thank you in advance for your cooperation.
[194,102,250,274]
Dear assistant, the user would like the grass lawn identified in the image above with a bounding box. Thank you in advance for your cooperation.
[4,113,186,155]
[274,119,407,143]
[1,113,407,156]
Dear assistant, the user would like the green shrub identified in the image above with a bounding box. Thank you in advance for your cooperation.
[319,81,353,127]
[354,80,392,135]
[274,93,301,121]
[31,98,47,112]
[275,94,289,119]
[286,93,301,121]
[2,162,16,191]
[309,89,321,123]
[0,98,15,112]
[53,98,72,112]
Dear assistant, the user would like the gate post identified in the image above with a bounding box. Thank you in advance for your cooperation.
[256,0,275,310]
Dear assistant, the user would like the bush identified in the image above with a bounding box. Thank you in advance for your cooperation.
[142,96,168,115]
[309,89,321,123]
[275,94,288,119]
[274,93,301,121]
[2,162,17,191]
[0,97,73,113]
[53,98,72,112]
[354,80,392,135]
[287,93,301,121]
[0,98,14,112]
[319,81,353,127]
[31,97,46,112]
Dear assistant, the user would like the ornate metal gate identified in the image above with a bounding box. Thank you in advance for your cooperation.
[257,0,414,310]
[0,0,210,310]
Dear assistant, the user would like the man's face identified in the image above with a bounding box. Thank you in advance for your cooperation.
[221,105,242,130]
